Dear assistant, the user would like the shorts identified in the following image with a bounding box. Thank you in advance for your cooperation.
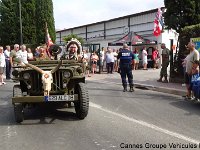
[184,72,192,84]
[134,59,139,63]
[143,59,148,65]
[91,61,97,65]
[0,67,4,74]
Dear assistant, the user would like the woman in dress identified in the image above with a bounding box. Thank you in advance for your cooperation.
[91,51,99,75]
[0,46,6,85]
[133,49,139,70]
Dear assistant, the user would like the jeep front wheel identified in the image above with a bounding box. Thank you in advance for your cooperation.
[14,103,24,123]
[13,85,24,123]
[74,83,89,119]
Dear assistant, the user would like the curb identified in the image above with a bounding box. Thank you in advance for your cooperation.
[134,83,186,96]
[86,75,186,96]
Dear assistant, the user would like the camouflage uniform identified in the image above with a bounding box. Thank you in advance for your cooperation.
[158,48,170,82]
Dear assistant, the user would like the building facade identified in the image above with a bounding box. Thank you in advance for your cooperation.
[56,8,178,52]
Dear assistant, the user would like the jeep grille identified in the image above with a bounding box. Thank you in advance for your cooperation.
[30,70,63,94]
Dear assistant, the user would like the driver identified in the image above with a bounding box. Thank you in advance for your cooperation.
[65,38,82,62]
[69,43,79,60]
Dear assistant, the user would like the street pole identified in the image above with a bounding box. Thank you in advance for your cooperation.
[19,0,23,45]
[169,39,174,80]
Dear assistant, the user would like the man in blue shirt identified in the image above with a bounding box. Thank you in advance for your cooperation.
[117,44,135,92]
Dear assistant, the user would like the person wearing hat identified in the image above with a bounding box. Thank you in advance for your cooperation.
[117,44,135,92]
[65,38,82,61]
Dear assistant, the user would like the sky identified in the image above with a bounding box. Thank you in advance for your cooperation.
[52,0,164,30]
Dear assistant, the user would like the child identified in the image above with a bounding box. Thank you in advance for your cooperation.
[191,60,199,75]
[191,60,200,100]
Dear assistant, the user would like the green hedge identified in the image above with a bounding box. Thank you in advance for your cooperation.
[179,23,200,55]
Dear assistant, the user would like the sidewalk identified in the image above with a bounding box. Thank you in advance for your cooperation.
[86,68,186,96]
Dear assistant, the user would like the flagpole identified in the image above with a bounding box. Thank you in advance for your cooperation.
[19,0,23,45]
[130,31,132,51]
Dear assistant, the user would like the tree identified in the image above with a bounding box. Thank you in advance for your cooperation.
[35,0,55,45]
[21,0,36,45]
[164,0,200,33]
[63,34,84,45]
[0,0,55,46]
[0,0,19,45]
[163,0,200,80]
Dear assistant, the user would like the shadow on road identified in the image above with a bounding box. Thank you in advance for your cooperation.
[0,103,81,126]
[146,93,200,116]
[170,99,200,116]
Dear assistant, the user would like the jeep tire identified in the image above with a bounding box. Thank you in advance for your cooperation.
[74,83,89,119]
[13,85,24,123]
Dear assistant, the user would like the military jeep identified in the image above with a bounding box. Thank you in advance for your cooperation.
[12,42,89,123]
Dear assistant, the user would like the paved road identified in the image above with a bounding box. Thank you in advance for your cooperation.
[0,79,200,150]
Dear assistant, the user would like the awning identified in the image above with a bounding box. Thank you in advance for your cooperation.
[108,31,156,46]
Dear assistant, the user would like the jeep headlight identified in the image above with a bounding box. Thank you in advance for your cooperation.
[63,71,71,78]
[77,67,83,74]
[23,73,30,80]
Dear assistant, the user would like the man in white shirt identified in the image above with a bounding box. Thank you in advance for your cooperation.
[142,47,148,70]
[4,45,11,79]
[19,44,28,64]
[10,44,21,67]
[105,47,115,73]
[184,42,199,99]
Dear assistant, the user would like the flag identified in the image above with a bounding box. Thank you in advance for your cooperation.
[153,8,164,37]
[45,23,53,57]
[46,24,53,47]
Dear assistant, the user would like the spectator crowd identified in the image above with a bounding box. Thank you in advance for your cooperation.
[0,43,160,87]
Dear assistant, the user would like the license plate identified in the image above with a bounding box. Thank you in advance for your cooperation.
[44,95,74,102]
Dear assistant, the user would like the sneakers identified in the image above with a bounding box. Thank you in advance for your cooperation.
[183,95,195,101]
[129,88,135,92]
[123,89,127,92]
[162,79,168,83]
[0,82,6,86]
[157,79,162,82]
[195,98,200,103]
[182,83,186,87]
[123,88,127,92]
[129,85,134,92]
[123,84,127,92]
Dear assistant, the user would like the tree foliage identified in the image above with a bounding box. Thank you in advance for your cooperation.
[164,0,200,33]
[21,0,36,45]
[0,0,19,45]
[63,34,84,45]
[0,0,55,46]
[35,0,55,45]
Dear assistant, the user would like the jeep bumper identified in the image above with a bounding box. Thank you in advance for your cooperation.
[12,94,79,103]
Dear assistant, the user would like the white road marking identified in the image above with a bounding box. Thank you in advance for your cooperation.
[90,102,200,144]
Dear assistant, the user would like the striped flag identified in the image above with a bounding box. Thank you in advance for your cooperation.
[153,8,163,37]
[46,25,53,47]
[45,23,53,57]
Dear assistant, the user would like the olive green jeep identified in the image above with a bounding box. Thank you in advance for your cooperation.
[12,40,89,123]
